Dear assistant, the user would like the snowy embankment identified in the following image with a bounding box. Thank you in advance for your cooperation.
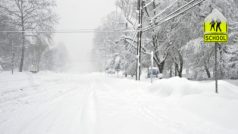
[149,77,238,130]
[0,71,238,134]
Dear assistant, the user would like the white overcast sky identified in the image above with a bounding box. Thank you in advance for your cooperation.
[54,0,117,72]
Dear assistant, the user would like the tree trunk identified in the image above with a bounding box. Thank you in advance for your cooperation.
[158,60,165,73]
[19,25,25,72]
[169,65,173,77]
[204,64,211,78]
[178,68,182,77]
[19,3,25,72]
[194,71,198,80]
[175,63,178,76]
[153,52,166,74]
[177,51,183,77]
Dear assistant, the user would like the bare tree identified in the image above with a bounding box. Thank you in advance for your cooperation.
[0,0,57,72]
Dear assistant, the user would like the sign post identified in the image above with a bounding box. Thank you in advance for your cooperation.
[204,9,228,94]
[215,43,218,93]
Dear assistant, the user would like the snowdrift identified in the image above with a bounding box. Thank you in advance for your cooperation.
[149,77,238,131]
[149,77,238,97]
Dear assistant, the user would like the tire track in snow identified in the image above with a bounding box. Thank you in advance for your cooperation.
[78,81,100,134]
[0,87,82,134]
[0,78,100,134]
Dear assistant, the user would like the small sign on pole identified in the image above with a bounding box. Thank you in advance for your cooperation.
[203,9,228,93]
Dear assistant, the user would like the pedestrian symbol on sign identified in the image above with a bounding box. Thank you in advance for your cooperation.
[210,19,222,32]
[210,19,216,31]
[216,19,222,32]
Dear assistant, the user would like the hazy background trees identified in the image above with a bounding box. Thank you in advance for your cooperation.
[93,0,238,80]
[0,0,68,72]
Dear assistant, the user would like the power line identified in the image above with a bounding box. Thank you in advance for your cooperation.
[143,0,205,32]
[150,0,179,21]
[0,29,137,33]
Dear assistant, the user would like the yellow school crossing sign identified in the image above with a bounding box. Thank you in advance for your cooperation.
[204,9,228,43]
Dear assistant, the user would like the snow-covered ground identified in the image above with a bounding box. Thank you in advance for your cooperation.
[0,71,238,134]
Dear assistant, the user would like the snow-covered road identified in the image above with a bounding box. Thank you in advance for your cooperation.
[0,72,238,134]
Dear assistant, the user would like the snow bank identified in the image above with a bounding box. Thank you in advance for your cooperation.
[149,77,238,97]
[148,77,238,131]
[149,77,205,96]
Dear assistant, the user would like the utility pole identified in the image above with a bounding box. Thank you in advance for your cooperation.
[136,0,143,80]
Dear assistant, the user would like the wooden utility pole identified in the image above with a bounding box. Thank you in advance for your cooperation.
[136,0,143,80]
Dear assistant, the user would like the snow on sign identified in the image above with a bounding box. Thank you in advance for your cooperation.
[204,9,228,43]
